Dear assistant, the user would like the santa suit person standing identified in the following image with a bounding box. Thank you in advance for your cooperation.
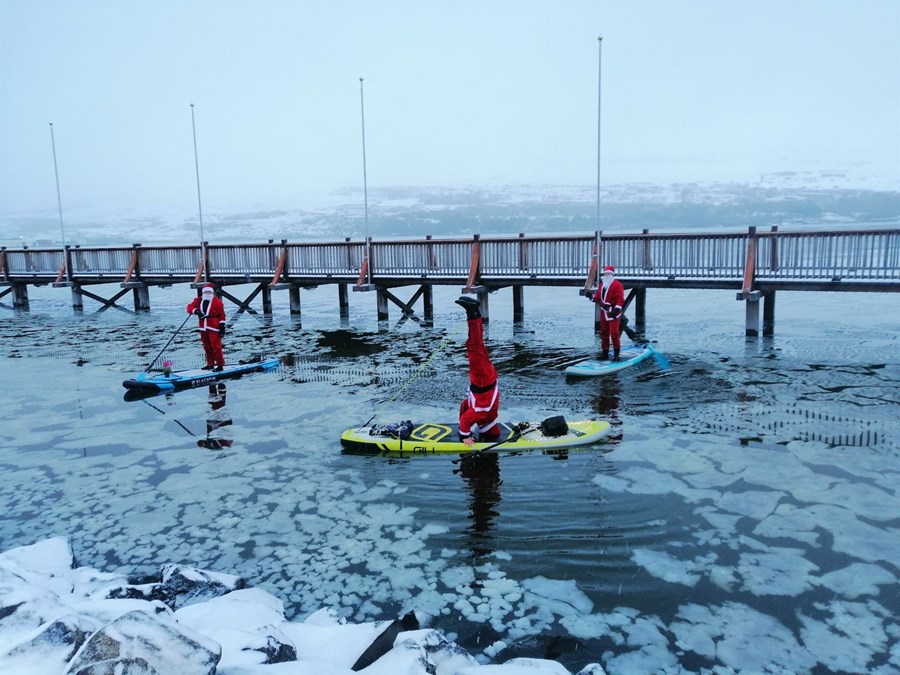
[186,283,226,371]
[590,265,625,361]
[455,296,500,446]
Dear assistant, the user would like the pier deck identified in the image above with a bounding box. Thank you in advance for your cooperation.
[2,226,897,336]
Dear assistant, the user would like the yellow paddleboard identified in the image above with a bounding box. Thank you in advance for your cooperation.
[340,419,610,455]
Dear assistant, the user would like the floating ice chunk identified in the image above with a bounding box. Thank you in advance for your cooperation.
[695,507,741,532]
[708,564,739,591]
[599,641,679,674]
[791,481,897,522]
[736,548,819,596]
[716,489,783,520]
[481,577,520,600]
[622,616,668,649]
[592,467,700,499]
[520,577,593,617]
[671,602,816,672]
[798,600,893,673]
[558,613,612,641]
[803,504,900,563]
[441,566,475,590]
[753,502,821,545]
[814,562,895,598]
[361,503,418,527]
[631,549,714,587]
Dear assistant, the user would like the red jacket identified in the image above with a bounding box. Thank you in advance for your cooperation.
[592,279,624,320]
[186,296,226,332]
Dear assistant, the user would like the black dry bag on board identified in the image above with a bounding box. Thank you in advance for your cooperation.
[540,416,568,437]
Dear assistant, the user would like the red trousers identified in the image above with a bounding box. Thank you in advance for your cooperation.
[200,330,224,367]
[600,316,621,354]
[459,318,500,439]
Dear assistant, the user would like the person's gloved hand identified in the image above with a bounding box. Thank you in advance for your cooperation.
[218,323,226,337]
[586,293,595,301]
[193,308,202,316]
[610,307,622,320]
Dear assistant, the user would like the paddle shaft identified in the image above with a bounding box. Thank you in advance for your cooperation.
[452,426,538,464]
[619,316,639,342]
[145,313,193,372]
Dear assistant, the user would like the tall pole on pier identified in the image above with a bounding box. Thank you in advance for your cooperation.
[359,77,371,284]
[596,35,603,230]
[190,103,205,244]
[48,123,66,247]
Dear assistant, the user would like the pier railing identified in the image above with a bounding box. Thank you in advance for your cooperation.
[2,227,898,293]
[592,227,900,291]
[754,228,900,281]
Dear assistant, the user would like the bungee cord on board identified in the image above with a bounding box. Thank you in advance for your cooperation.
[357,323,464,430]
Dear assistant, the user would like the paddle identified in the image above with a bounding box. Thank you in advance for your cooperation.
[618,316,670,371]
[145,314,192,373]
[619,315,639,342]
[451,425,539,464]
[647,345,671,371]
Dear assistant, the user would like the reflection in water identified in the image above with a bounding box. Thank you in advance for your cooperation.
[591,377,621,420]
[456,453,503,559]
[197,383,233,450]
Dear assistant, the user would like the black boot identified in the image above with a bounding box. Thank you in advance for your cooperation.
[599,351,609,361]
[455,295,481,320]
[613,349,620,362]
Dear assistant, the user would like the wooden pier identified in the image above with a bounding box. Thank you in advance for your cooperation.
[1,226,898,336]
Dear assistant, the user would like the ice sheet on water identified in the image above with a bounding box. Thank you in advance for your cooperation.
[2,307,898,675]
[800,599,898,673]
[813,563,895,598]
[671,602,817,672]
[631,549,714,587]
[590,423,899,671]
[714,489,783,520]
[735,548,819,596]
[520,577,593,617]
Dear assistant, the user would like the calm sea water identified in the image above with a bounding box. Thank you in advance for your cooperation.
[1,282,898,673]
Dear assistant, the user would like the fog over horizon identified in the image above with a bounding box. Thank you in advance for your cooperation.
[2,0,898,221]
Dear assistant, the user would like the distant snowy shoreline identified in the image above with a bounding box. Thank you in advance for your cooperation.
[2,180,898,248]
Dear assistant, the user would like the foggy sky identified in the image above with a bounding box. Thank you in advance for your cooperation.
[1,0,898,216]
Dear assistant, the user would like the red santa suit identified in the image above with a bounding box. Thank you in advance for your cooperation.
[459,316,501,441]
[591,266,625,359]
[186,284,226,369]
[197,383,233,449]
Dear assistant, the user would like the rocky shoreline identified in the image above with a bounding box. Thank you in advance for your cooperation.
[0,537,606,674]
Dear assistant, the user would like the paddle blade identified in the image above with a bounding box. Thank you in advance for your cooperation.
[649,346,671,371]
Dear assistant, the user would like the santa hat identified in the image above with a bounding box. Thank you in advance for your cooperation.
[602,265,615,274]
[201,283,215,294]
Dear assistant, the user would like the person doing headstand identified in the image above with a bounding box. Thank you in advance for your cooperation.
[186,283,226,371]
[455,296,500,446]
[589,265,625,361]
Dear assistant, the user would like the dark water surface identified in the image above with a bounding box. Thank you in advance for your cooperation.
[1,284,898,673]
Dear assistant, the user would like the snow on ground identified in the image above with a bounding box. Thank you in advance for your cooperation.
[0,537,604,675]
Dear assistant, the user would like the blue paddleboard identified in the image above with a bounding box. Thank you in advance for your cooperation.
[123,358,280,394]
[564,344,653,377]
